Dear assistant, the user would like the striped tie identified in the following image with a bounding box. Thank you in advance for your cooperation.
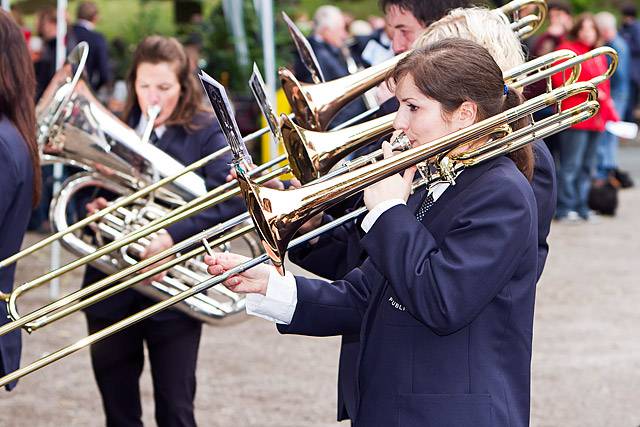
[149,130,159,145]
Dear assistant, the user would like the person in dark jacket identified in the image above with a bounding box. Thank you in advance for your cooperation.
[69,1,111,93]
[0,9,42,391]
[83,36,243,427]
[207,38,538,427]
[293,5,368,128]
[289,8,557,421]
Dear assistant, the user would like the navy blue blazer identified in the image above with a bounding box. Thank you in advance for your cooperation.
[293,37,367,128]
[531,140,556,280]
[83,112,245,321]
[291,141,556,421]
[279,156,538,426]
[0,117,35,390]
[70,24,111,92]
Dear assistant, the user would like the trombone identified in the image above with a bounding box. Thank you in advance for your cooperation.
[0,76,603,388]
[0,46,614,333]
[280,0,548,131]
[2,0,559,273]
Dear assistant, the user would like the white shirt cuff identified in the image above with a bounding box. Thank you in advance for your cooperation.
[361,199,406,233]
[245,268,297,324]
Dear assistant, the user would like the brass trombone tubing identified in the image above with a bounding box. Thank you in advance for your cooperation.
[0,130,281,269]
[0,206,366,388]
[3,137,401,335]
[0,46,605,318]
[1,165,288,307]
[500,0,548,40]
[0,89,601,388]
[457,101,600,163]
[508,46,617,90]
[23,218,254,332]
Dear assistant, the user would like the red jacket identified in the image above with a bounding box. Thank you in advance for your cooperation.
[552,40,619,132]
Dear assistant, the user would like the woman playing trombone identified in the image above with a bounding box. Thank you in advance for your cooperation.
[206,38,538,426]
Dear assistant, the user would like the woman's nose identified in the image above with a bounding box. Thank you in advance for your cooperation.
[147,91,161,105]
[392,112,407,131]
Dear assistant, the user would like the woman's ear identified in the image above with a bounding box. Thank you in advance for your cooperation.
[453,101,477,129]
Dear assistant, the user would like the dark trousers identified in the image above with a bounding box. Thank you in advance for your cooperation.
[86,314,202,427]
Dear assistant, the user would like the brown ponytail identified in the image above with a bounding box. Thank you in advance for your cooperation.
[503,86,534,181]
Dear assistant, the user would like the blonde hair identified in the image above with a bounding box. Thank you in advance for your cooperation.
[413,7,524,72]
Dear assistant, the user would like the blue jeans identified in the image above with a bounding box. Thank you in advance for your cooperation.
[596,131,618,179]
[556,129,602,219]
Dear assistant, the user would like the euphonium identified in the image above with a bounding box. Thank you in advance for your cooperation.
[34,45,260,323]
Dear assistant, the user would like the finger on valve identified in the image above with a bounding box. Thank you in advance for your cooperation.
[85,197,109,215]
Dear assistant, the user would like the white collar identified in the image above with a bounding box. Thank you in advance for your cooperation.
[136,115,167,140]
[77,19,95,31]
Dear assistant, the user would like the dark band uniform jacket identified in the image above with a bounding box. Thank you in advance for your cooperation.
[290,139,555,421]
[82,112,245,321]
[293,37,368,128]
[280,155,538,426]
[0,117,35,390]
[70,23,111,92]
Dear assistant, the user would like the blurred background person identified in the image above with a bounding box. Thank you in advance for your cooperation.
[33,6,58,101]
[28,6,58,234]
[70,1,111,95]
[552,14,619,222]
[532,0,573,58]
[0,9,42,392]
[526,0,573,158]
[594,12,631,182]
[373,0,471,107]
[293,5,368,128]
[619,3,640,123]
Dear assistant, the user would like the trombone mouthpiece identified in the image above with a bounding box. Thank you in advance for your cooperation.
[391,133,412,152]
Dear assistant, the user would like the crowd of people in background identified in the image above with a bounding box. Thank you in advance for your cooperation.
[5,0,639,232]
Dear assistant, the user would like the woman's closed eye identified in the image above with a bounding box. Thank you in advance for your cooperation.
[407,103,419,112]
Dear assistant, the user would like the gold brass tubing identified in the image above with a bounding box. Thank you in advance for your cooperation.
[505,49,580,89]
[499,0,547,40]
[27,224,255,331]
[0,147,230,268]
[0,204,372,387]
[0,213,251,335]
[456,99,600,164]
[238,82,600,271]
[8,165,289,303]
[514,47,616,90]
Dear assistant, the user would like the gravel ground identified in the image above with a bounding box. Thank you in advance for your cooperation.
[0,143,639,427]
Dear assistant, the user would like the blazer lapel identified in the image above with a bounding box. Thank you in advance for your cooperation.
[421,157,502,229]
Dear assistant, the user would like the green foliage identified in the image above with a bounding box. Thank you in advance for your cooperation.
[197,0,294,94]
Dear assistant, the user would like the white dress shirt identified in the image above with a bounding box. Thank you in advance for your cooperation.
[245,181,452,324]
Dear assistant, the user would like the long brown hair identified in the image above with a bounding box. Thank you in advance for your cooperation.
[388,38,534,180]
[0,10,41,206]
[123,35,208,131]
[568,13,600,46]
